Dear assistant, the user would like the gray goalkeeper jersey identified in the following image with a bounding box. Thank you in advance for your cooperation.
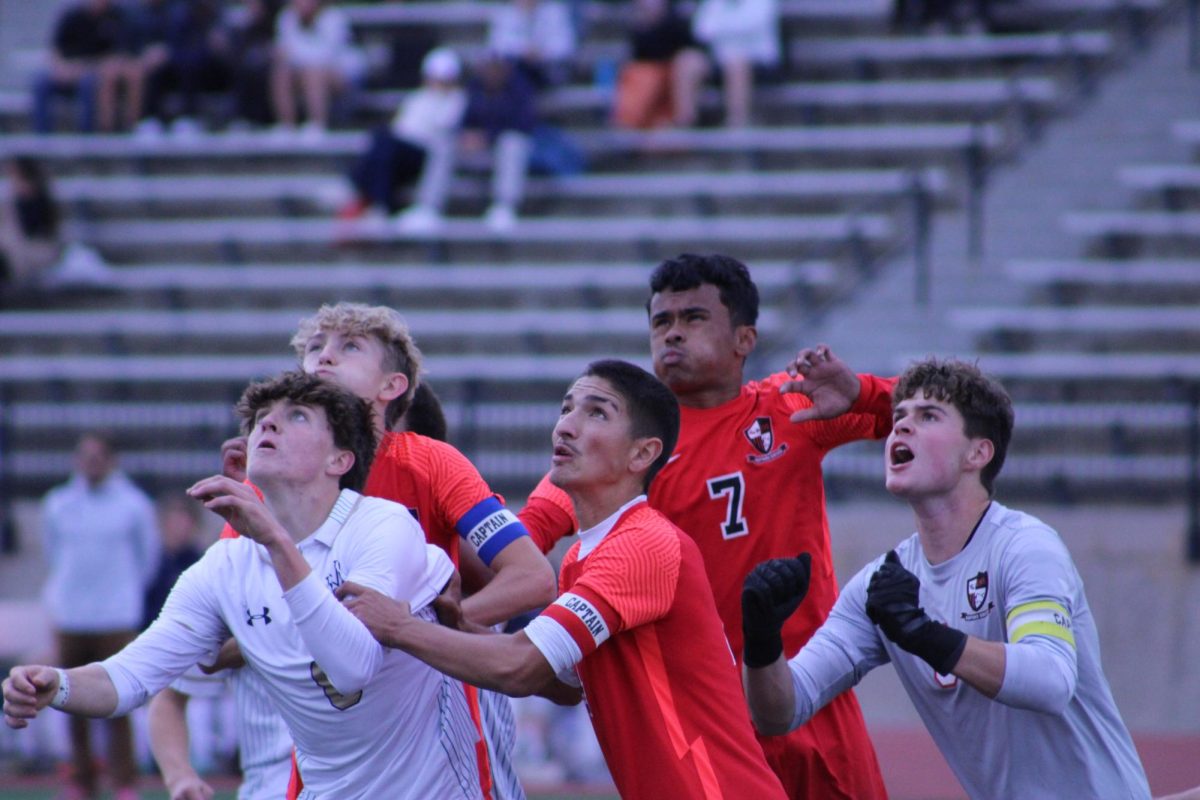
[786,502,1149,800]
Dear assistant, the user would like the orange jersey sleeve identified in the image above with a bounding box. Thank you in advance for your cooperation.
[519,473,578,555]
[545,507,681,656]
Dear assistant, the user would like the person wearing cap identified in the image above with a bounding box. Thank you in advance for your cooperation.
[338,46,467,223]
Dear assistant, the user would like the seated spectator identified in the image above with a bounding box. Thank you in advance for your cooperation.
[225,0,283,127]
[396,55,535,233]
[141,0,233,136]
[107,0,172,135]
[271,0,364,139]
[30,0,126,134]
[487,0,576,88]
[339,47,466,220]
[690,0,781,127]
[0,158,61,292]
[613,0,707,129]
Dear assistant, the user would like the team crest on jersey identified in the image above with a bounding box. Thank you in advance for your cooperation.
[324,560,347,593]
[744,417,789,464]
[961,571,994,621]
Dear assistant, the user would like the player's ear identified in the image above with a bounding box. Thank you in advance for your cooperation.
[629,436,663,477]
[328,448,355,479]
[966,438,994,474]
[379,371,409,404]
[734,325,757,359]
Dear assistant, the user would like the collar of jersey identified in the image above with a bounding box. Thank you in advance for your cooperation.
[577,494,647,560]
[254,488,361,562]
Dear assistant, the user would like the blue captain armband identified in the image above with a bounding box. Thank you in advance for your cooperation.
[456,496,528,566]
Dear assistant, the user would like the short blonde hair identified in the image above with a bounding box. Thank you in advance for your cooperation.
[291,303,423,415]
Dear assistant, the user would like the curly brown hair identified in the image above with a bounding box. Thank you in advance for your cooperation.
[235,371,378,492]
[893,358,1013,496]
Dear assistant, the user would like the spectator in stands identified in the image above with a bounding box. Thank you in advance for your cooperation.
[142,0,233,136]
[107,0,172,135]
[142,495,206,630]
[690,0,781,127]
[396,54,535,233]
[487,0,577,88]
[31,0,126,134]
[39,431,161,800]
[339,47,466,221]
[0,158,61,292]
[271,0,363,139]
[226,0,284,128]
[613,0,707,129]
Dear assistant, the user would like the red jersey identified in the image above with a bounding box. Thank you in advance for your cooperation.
[522,372,894,799]
[542,501,786,800]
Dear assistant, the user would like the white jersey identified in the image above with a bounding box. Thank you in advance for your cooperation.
[103,490,482,800]
[786,502,1150,800]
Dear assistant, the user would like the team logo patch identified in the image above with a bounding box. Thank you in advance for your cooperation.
[966,572,988,611]
[961,571,994,621]
[245,606,272,626]
[743,417,789,464]
[558,592,610,648]
[744,417,774,454]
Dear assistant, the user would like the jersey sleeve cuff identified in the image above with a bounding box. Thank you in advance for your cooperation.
[524,614,583,676]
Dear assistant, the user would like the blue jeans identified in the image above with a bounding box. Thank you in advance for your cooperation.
[31,69,99,133]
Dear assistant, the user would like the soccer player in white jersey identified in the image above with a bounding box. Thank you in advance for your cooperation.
[3,371,482,800]
[741,357,1152,800]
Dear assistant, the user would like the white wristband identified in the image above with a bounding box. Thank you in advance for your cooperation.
[50,668,70,710]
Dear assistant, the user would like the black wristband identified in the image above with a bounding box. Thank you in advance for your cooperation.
[743,631,785,669]
[914,621,968,675]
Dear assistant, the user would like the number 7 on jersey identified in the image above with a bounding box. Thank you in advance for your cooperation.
[707,472,748,540]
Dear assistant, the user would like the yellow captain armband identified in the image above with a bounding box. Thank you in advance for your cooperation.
[1006,600,1075,648]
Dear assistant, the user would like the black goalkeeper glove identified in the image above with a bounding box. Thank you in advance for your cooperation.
[741,553,812,668]
[865,550,966,675]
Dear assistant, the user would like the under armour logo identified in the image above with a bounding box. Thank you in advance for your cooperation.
[245,607,272,626]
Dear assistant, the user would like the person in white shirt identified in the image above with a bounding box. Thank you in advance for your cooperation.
[690,0,780,126]
[741,357,1151,800]
[5,371,482,800]
[271,0,363,137]
[487,0,576,87]
[40,430,160,800]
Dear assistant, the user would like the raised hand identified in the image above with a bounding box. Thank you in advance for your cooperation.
[742,553,812,668]
[779,344,862,424]
[220,436,249,482]
[187,475,280,545]
[866,551,966,674]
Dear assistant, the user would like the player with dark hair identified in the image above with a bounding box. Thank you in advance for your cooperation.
[335,359,788,799]
[742,358,1151,799]
[520,253,892,798]
[4,371,482,799]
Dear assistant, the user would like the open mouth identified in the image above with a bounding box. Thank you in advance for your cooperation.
[890,443,914,465]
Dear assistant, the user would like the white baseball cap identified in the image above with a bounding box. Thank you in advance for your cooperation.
[422,48,461,81]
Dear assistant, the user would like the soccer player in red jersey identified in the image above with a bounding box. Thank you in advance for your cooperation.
[336,359,787,800]
[213,303,553,799]
[521,254,893,799]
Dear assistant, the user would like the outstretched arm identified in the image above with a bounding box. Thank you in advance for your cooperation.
[3,663,119,727]
[337,580,571,699]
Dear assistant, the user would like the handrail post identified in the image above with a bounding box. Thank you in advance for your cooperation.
[1188,381,1200,563]
[910,171,932,307]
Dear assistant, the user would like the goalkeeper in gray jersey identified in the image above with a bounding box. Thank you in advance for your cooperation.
[741,357,1151,800]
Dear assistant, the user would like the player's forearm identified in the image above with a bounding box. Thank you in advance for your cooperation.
[742,657,798,736]
[60,664,122,717]
[461,540,556,626]
[148,689,199,788]
[392,620,553,697]
[263,532,312,592]
[950,636,1006,698]
[286,573,383,694]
